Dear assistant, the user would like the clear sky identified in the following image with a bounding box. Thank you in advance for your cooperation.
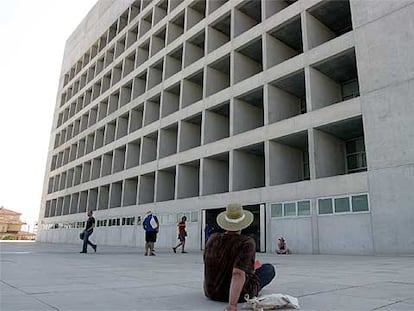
[0,0,97,226]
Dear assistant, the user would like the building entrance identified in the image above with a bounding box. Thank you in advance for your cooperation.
[203,204,265,252]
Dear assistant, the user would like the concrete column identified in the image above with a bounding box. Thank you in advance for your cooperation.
[123,178,138,206]
[179,120,201,151]
[113,147,126,173]
[268,84,301,124]
[161,87,180,117]
[156,169,176,202]
[88,188,98,211]
[205,66,230,96]
[98,185,109,210]
[203,110,229,144]
[141,135,158,164]
[116,114,129,139]
[177,163,199,199]
[233,51,262,84]
[101,152,113,176]
[233,98,263,135]
[159,126,178,158]
[313,129,346,178]
[232,149,265,191]
[70,193,79,214]
[143,99,160,126]
[129,106,143,132]
[201,157,229,195]
[269,141,304,186]
[120,84,132,106]
[233,7,257,38]
[305,11,335,50]
[126,140,140,169]
[308,67,341,110]
[139,173,155,204]
[91,157,102,180]
[109,182,122,208]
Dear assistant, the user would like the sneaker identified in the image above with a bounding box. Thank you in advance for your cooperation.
[80,251,87,253]
[93,245,97,252]
[181,251,188,254]
[144,253,148,256]
[172,247,176,253]
[150,252,156,256]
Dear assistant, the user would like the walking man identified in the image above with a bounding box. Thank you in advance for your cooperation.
[173,215,187,253]
[80,211,97,253]
[142,210,159,256]
[203,203,275,311]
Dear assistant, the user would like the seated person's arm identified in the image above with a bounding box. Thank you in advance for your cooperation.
[226,267,246,311]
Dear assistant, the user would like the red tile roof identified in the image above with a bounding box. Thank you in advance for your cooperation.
[0,207,22,216]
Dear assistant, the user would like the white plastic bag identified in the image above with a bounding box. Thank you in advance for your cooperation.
[150,215,158,230]
[242,293,300,310]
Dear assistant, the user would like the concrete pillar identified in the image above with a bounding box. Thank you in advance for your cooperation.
[126,140,140,169]
[109,182,122,208]
[313,129,346,178]
[269,141,304,186]
[123,178,138,206]
[98,185,109,210]
[139,173,155,204]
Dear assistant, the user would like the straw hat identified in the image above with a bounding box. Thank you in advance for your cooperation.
[216,203,253,231]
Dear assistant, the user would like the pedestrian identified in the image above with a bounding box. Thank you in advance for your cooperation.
[205,223,214,243]
[142,210,159,256]
[203,203,276,311]
[80,211,97,253]
[172,215,187,253]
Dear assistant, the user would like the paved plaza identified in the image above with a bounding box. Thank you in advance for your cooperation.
[1,241,414,310]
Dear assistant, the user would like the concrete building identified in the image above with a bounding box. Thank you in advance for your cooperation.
[0,207,36,240]
[38,0,414,255]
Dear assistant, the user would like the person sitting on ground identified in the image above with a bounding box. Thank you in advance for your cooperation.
[276,237,291,255]
[204,203,276,311]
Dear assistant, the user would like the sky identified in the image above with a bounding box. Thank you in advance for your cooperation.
[0,0,97,227]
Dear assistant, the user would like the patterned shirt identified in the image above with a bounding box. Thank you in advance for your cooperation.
[203,233,260,302]
[178,220,186,235]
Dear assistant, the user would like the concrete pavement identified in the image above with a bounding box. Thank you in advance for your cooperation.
[1,241,414,310]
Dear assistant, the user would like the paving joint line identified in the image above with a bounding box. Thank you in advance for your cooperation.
[1,280,60,311]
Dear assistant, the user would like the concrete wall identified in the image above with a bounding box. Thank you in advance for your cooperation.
[268,85,301,123]
[177,164,199,199]
[269,141,303,185]
[270,217,313,254]
[313,129,346,179]
[351,0,414,254]
[232,150,264,191]
[318,213,374,255]
[203,110,229,144]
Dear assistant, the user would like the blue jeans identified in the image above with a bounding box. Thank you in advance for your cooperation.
[82,230,96,253]
[255,263,276,290]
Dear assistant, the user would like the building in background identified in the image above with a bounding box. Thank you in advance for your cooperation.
[0,207,36,240]
[38,0,414,255]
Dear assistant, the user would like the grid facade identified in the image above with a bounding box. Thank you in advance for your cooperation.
[38,0,414,255]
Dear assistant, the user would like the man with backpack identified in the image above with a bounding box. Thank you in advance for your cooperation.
[142,210,159,256]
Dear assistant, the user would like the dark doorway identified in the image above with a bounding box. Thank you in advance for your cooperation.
[204,204,262,252]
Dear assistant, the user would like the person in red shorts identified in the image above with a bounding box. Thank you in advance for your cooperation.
[173,215,187,253]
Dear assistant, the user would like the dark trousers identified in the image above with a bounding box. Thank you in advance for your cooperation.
[82,230,96,253]
[255,263,276,290]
